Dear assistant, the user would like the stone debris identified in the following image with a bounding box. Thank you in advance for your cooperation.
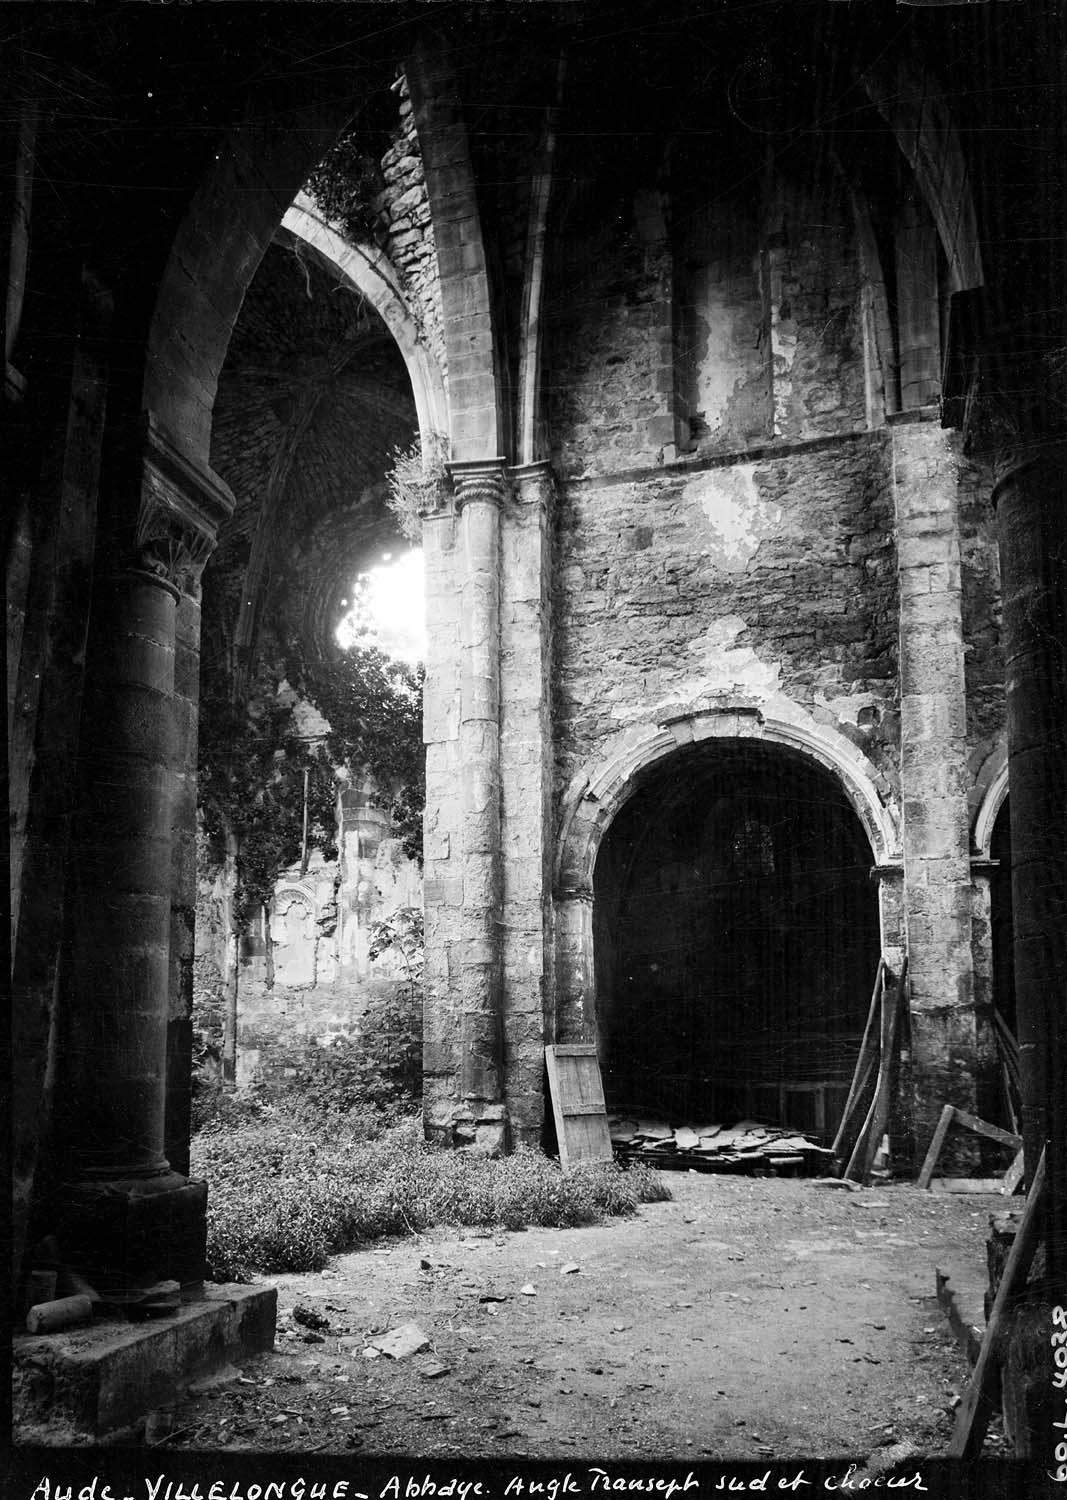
[610,1116,834,1173]
[292,1304,330,1331]
[367,1322,430,1359]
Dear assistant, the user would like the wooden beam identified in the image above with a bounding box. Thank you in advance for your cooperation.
[949,1107,1022,1150]
[917,1103,956,1190]
[948,1150,1045,1459]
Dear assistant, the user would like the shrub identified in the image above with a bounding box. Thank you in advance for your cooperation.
[193,1113,671,1281]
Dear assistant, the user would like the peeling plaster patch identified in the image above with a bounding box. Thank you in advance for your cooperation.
[816,690,878,728]
[610,616,781,722]
[685,466,781,571]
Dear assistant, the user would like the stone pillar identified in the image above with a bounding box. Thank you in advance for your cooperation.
[500,462,555,1144]
[554,889,596,1045]
[968,859,1003,1131]
[420,486,463,1144]
[51,415,230,1301]
[166,582,202,1178]
[890,411,978,1158]
[993,448,1066,1243]
[449,458,507,1152]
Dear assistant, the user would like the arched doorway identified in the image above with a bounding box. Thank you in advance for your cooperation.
[592,740,880,1138]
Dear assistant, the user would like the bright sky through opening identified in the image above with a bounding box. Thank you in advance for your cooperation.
[336,549,426,665]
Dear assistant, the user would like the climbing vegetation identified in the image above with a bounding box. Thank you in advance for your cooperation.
[385,433,450,541]
[197,643,424,934]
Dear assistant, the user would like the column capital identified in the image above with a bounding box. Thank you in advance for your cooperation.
[446,456,508,511]
[131,411,235,590]
[508,459,557,509]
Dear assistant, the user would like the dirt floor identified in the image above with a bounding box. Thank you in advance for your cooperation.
[159,1175,1005,1462]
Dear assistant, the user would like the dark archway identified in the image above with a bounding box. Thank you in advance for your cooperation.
[593,741,880,1138]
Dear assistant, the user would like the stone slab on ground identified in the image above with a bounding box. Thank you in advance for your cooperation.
[13,1284,276,1439]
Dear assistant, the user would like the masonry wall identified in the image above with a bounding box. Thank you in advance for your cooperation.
[554,433,900,801]
[194,786,422,1091]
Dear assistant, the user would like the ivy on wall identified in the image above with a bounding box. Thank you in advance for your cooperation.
[198,642,424,935]
[295,643,425,864]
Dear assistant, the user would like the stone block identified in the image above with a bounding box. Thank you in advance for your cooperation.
[13,1285,276,1438]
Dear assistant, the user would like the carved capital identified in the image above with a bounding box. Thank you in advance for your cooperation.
[133,411,235,589]
[447,458,508,512]
[508,460,556,514]
[134,512,215,597]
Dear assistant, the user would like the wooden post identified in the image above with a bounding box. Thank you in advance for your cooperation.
[948,1149,1046,1459]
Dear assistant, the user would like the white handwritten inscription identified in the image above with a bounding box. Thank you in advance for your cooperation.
[1052,1303,1067,1482]
[26,1467,931,1500]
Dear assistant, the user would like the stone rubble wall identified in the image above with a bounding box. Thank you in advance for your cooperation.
[373,74,447,399]
[553,432,901,806]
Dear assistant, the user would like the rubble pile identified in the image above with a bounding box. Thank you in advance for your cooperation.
[610,1117,835,1175]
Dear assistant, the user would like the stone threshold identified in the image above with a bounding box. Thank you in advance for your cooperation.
[13,1284,276,1441]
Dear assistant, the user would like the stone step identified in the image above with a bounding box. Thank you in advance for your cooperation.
[13,1284,276,1440]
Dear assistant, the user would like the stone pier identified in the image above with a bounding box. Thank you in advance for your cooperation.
[890,411,978,1155]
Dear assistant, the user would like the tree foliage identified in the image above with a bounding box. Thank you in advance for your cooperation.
[197,679,338,932]
[197,642,425,934]
[294,642,425,863]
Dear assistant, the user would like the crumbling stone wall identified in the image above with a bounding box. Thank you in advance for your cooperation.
[958,455,1005,775]
[373,75,447,390]
[554,432,900,801]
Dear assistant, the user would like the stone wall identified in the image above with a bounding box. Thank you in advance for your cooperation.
[545,170,868,480]
[554,432,900,801]
[194,784,422,1091]
[374,74,447,392]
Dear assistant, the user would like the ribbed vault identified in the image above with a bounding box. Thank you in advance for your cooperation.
[206,233,418,675]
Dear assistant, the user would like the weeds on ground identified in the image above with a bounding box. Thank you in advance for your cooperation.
[192,1114,671,1282]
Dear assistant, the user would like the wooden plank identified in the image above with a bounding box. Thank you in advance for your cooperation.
[930,1179,1007,1194]
[948,1108,1022,1151]
[845,958,906,1182]
[948,1150,1045,1460]
[831,959,884,1159]
[545,1044,613,1172]
[1001,1149,1025,1196]
[917,1104,957,1190]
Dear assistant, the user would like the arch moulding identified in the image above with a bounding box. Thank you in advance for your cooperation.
[972,744,1009,859]
[279,197,449,446]
[555,708,902,899]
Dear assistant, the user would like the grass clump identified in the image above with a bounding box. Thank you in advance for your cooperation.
[193,1113,670,1282]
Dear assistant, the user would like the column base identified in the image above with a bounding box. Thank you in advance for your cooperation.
[454,1101,508,1157]
[50,1173,207,1301]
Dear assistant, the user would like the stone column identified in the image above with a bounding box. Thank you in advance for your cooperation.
[890,411,978,1158]
[553,888,596,1046]
[165,582,203,1177]
[993,448,1066,1233]
[968,859,1003,1130]
[500,462,555,1144]
[420,488,464,1144]
[51,416,230,1301]
[449,458,507,1152]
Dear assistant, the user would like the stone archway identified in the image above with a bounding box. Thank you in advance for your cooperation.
[553,710,902,1061]
[588,737,883,1137]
